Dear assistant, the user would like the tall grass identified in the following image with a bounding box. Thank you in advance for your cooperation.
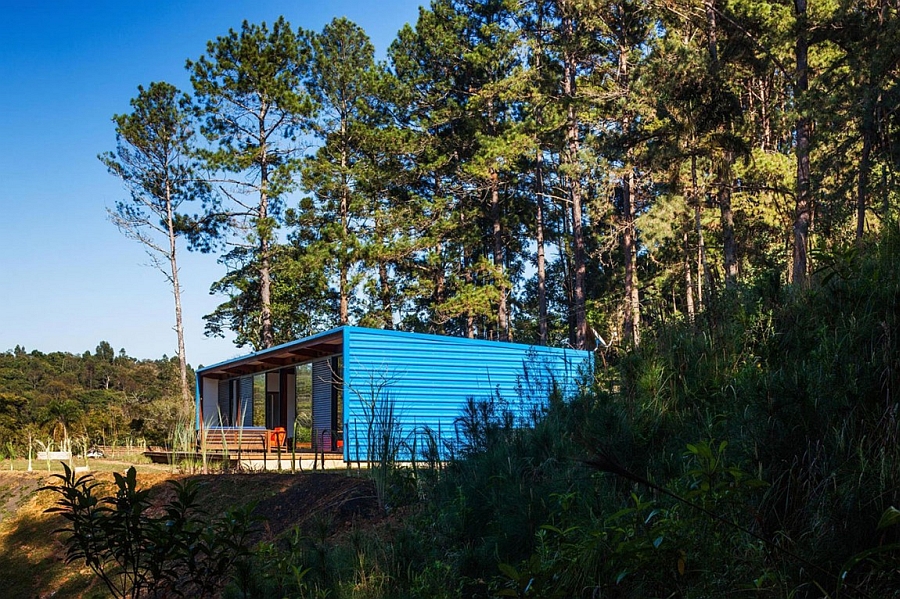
[169,413,198,473]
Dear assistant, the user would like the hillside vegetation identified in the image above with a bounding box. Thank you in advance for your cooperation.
[281,231,899,598]
[0,343,192,453]
[3,231,898,598]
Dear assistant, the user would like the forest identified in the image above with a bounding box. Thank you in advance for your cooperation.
[102,0,900,372]
[3,0,900,596]
[0,342,190,451]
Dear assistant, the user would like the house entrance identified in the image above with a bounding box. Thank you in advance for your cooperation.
[312,357,342,451]
[213,360,339,451]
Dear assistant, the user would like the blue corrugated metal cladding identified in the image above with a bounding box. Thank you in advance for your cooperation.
[341,327,592,462]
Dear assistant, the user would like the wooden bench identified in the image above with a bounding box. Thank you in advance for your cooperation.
[200,428,272,454]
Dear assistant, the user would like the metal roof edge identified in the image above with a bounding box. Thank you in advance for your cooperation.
[343,326,593,358]
[196,325,347,374]
[198,325,593,376]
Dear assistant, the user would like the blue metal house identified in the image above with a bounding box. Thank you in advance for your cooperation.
[196,326,592,461]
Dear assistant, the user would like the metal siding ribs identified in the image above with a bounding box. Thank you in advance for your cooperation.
[195,326,591,463]
[343,327,590,461]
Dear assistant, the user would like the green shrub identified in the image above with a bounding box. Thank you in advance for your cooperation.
[43,464,258,598]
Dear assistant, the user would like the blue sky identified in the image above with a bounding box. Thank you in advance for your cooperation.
[0,1,424,367]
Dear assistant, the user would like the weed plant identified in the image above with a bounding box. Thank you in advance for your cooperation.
[43,463,258,598]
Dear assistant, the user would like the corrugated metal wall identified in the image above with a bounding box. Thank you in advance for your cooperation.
[342,327,592,462]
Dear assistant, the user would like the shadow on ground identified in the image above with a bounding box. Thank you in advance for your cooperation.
[0,469,381,598]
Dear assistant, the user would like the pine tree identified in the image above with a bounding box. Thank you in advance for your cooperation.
[189,17,312,349]
[101,82,209,412]
[301,17,383,326]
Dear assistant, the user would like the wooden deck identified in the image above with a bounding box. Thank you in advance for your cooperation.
[143,449,345,470]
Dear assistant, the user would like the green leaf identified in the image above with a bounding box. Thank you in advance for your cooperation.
[497,562,519,581]
[877,506,900,530]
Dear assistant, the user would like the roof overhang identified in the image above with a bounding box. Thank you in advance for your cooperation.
[197,327,344,380]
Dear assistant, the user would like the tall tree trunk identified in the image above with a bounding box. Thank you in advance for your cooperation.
[720,158,738,288]
[165,179,191,410]
[563,13,587,350]
[464,254,475,339]
[433,241,446,334]
[259,187,274,346]
[560,187,576,346]
[622,170,640,346]
[684,223,695,321]
[339,128,350,325]
[533,6,548,346]
[619,35,640,347]
[761,78,772,151]
[859,1,888,242]
[258,108,275,348]
[857,121,873,242]
[379,260,393,329]
[706,0,738,289]
[432,178,447,333]
[792,0,811,286]
[491,171,509,341]
[704,0,719,66]
[371,205,393,330]
[692,154,709,310]
[535,149,548,345]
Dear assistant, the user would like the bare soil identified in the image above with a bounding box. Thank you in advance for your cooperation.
[0,471,41,524]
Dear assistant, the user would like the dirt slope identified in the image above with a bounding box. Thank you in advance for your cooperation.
[0,468,381,599]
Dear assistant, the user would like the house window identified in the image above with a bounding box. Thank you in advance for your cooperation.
[295,363,312,445]
[252,373,265,427]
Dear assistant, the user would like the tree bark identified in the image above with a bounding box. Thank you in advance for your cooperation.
[792,0,811,286]
[857,120,873,242]
[622,170,640,346]
[491,171,509,341]
[707,0,737,289]
[533,7,548,346]
[563,12,587,350]
[339,119,351,325]
[464,254,475,339]
[165,179,191,411]
[619,34,640,347]
[535,149,548,345]
[720,159,738,288]
[433,241,446,334]
[560,187,576,346]
[379,260,393,329]
[692,154,709,310]
[684,224,695,321]
[704,0,719,66]
[258,106,275,348]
